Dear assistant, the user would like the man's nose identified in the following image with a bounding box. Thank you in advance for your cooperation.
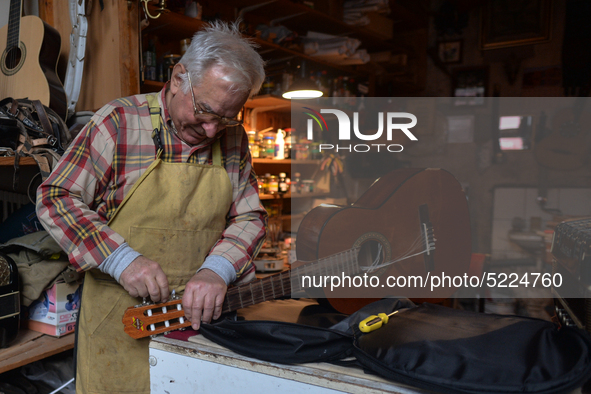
[202,122,220,138]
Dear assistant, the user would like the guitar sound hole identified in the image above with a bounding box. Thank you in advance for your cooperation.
[4,47,22,70]
[357,240,385,274]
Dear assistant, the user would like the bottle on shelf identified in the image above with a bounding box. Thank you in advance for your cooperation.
[274,129,285,160]
[278,172,289,195]
[248,130,260,159]
[262,174,271,194]
[284,128,294,159]
[292,172,302,194]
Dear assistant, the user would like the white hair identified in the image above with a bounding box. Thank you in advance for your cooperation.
[178,20,265,98]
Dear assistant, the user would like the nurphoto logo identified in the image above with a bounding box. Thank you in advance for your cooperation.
[304,107,418,153]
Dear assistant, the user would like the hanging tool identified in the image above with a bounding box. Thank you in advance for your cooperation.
[358,310,399,333]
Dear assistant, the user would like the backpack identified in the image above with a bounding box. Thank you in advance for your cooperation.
[0,97,71,192]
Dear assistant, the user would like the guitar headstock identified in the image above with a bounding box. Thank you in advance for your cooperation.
[122,298,191,339]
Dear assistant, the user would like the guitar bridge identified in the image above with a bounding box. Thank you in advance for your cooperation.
[419,204,436,272]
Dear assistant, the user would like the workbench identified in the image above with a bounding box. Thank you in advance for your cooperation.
[148,299,431,394]
[149,334,430,394]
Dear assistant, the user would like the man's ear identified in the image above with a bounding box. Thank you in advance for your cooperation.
[170,63,187,95]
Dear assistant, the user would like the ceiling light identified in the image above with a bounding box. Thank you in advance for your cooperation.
[282,61,323,100]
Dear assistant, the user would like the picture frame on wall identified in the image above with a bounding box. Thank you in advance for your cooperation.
[480,0,552,50]
[437,40,463,64]
[452,67,489,106]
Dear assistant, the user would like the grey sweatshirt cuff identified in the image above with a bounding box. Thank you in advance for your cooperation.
[98,242,142,282]
[197,255,237,285]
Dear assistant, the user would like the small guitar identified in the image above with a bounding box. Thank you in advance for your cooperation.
[123,168,472,339]
[534,97,591,170]
[0,0,67,119]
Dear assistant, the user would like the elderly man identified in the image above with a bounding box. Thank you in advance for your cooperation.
[36,21,267,393]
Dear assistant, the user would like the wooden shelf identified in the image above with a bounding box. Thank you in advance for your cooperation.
[252,37,364,76]
[245,95,290,109]
[0,329,75,374]
[142,6,208,42]
[252,158,321,165]
[222,0,421,52]
[290,191,330,199]
[245,95,324,114]
[0,156,37,166]
[141,3,412,73]
[260,192,287,200]
[259,191,329,200]
[141,79,165,93]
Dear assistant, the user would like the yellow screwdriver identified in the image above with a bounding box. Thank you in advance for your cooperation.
[358,310,399,333]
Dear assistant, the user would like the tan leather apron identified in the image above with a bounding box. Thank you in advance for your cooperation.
[76,95,233,394]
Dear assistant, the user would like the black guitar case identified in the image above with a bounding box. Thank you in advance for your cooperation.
[200,299,591,394]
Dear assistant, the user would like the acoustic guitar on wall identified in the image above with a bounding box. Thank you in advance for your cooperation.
[123,168,472,339]
[0,0,67,119]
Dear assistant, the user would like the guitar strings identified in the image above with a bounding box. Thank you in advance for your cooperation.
[222,229,438,311]
[361,232,432,272]
[223,249,361,311]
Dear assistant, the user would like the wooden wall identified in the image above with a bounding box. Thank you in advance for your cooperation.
[39,0,140,112]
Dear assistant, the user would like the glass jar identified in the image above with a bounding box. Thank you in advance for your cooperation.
[180,38,191,55]
[250,142,260,158]
[247,131,259,158]
[278,172,288,195]
[291,172,301,193]
[268,176,279,194]
[294,142,310,161]
[247,130,256,145]
[164,54,181,81]
[310,142,321,160]
[258,175,269,195]
[301,180,314,193]
[263,135,275,158]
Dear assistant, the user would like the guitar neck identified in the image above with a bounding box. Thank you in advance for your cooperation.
[123,248,362,339]
[221,248,360,313]
[7,0,22,49]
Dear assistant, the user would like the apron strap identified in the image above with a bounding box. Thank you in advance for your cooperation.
[146,94,164,153]
[212,139,222,167]
[146,93,222,166]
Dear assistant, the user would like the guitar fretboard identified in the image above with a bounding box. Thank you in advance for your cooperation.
[221,248,360,313]
[7,0,22,49]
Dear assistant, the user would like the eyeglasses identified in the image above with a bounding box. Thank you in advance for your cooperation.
[186,71,243,127]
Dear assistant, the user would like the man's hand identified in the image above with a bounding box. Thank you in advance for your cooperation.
[182,269,227,330]
[119,256,169,303]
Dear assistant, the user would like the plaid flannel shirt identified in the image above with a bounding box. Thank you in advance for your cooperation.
[36,86,267,280]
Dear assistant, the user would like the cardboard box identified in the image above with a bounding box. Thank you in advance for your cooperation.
[28,309,78,325]
[24,319,77,337]
[26,277,82,337]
